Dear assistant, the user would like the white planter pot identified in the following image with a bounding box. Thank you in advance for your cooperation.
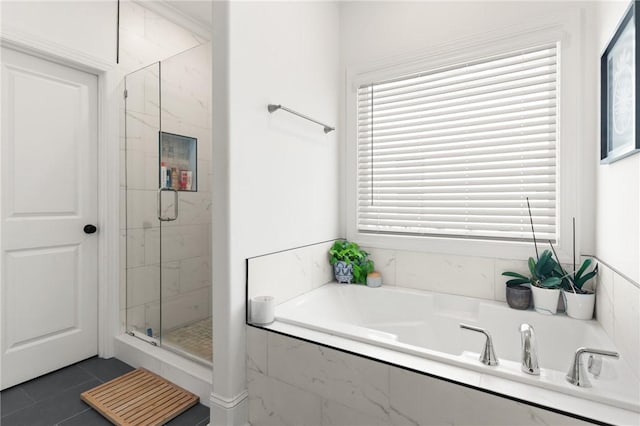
[563,290,596,320]
[530,286,560,315]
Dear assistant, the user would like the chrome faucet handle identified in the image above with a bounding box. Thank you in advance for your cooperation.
[566,347,619,387]
[588,354,603,377]
[460,323,499,366]
[519,323,539,375]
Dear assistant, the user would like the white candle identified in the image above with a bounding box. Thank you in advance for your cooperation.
[250,296,275,325]
[367,271,382,288]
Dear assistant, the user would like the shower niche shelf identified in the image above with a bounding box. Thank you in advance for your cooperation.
[159,131,197,192]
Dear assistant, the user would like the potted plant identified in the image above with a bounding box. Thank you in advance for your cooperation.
[557,258,598,320]
[503,249,562,314]
[328,240,374,284]
[501,272,532,310]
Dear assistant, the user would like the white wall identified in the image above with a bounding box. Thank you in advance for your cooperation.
[228,2,340,254]
[340,1,581,64]
[336,0,597,307]
[212,1,341,422]
[591,0,640,383]
[340,0,596,259]
[1,1,117,64]
[339,0,639,282]
[594,1,640,285]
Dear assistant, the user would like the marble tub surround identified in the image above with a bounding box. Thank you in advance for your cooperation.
[245,241,640,423]
[365,248,637,330]
[362,247,580,303]
[247,240,335,307]
[251,321,638,425]
[273,284,639,414]
[247,326,605,426]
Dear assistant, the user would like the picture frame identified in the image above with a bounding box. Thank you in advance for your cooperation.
[601,1,640,164]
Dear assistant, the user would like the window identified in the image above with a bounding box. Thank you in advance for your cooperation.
[356,43,559,243]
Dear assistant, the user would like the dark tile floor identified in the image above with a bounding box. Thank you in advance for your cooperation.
[0,357,210,426]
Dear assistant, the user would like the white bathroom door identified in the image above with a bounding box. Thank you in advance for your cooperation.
[0,47,99,389]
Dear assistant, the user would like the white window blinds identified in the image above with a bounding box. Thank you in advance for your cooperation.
[357,43,558,242]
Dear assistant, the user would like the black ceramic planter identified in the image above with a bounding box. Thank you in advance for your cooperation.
[506,285,532,310]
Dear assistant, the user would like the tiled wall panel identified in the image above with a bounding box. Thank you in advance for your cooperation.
[247,241,334,306]
[247,327,592,426]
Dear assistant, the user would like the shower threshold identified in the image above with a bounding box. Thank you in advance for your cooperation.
[115,333,212,406]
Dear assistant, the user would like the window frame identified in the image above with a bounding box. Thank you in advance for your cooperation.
[344,13,583,262]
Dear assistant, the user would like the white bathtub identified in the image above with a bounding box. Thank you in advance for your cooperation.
[274,284,640,415]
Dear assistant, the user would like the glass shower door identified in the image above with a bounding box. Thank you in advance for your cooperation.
[159,45,213,364]
[124,62,162,343]
[125,45,212,365]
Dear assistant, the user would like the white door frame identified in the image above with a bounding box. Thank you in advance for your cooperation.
[0,26,120,358]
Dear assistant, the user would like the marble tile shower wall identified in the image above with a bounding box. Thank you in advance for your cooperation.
[118,1,212,335]
[246,326,590,426]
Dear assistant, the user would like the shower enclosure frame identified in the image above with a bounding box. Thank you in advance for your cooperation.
[123,45,212,366]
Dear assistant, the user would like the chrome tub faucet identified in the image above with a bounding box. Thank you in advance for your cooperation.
[566,347,619,387]
[519,323,539,375]
[460,324,499,366]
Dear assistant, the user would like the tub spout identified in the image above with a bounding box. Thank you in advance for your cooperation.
[519,323,539,375]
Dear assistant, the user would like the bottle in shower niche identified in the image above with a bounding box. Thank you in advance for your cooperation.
[160,162,168,188]
[180,170,192,191]
[185,170,193,191]
[171,168,179,190]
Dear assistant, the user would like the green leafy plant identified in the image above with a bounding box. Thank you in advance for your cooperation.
[502,249,562,289]
[545,235,598,294]
[329,240,374,284]
[502,197,597,295]
[556,258,598,294]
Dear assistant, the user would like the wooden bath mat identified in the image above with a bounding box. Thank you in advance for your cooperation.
[80,368,199,426]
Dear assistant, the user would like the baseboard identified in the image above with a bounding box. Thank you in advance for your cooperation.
[209,390,249,426]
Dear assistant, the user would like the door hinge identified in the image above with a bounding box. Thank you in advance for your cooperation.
[124,89,128,99]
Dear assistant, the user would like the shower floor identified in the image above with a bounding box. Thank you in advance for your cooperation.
[163,318,212,363]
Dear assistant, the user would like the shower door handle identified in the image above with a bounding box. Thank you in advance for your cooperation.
[157,187,178,221]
